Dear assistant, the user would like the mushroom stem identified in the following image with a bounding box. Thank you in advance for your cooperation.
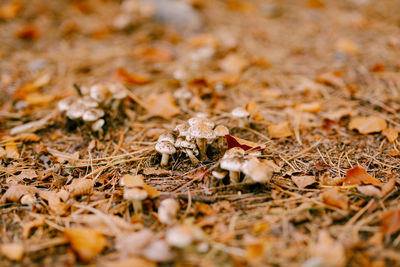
[196,138,207,160]
[178,99,188,112]
[133,200,143,214]
[218,137,225,150]
[185,149,199,165]
[160,153,170,167]
[229,171,240,184]
[238,118,247,127]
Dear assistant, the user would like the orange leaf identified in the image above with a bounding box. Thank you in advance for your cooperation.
[268,122,293,138]
[5,140,19,159]
[292,175,316,189]
[349,116,387,134]
[382,128,398,143]
[136,47,173,63]
[16,25,41,40]
[113,68,150,85]
[381,209,400,236]
[0,1,23,20]
[13,73,51,100]
[315,71,345,88]
[219,54,248,73]
[321,188,349,210]
[144,92,180,119]
[343,166,381,186]
[64,228,106,262]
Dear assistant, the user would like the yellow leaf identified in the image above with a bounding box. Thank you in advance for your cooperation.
[145,92,181,119]
[5,140,19,159]
[268,122,293,138]
[349,116,387,134]
[64,228,106,262]
[336,38,360,55]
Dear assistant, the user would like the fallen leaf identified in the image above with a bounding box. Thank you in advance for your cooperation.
[16,25,40,40]
[315,71,345,88]
[47,147,79,163]
[382,128,398,143]
[113,68,150,85]
[13,73,51,100]
[380,178,395,197]
[12,133,41,142]
[14,169,38,181]
[292,175,316,189]
[245,242,264,261]
[0,185,38,203]
[39,191,69,216]
[349,116,387,134]
[0,1,23,20]
[225,135,264,150]
[381,208,400,236]
[22,218,45,239]
[0,243,24,261]
[142,168,172,176]
[187,168,210,181]
[268,122,293,138]
[10,114,53,135]
[295,102,322,113]
[336,38,360,55]
[219,53,248,73]
[5,140,19,159]
[321,188,349,210]
[357,185,382,198]
[309,230,345,267]
[343,166,381,186]
[135,47,173,63]
[226,0,255,13]
[144,92,181,119]
[24,92,54,106]
[195,202,215,216]
[64,227,106,262]
[68,179,94,197]
[245,99,264,121]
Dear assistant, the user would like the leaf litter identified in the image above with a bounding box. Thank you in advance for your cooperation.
[0,0,400,266]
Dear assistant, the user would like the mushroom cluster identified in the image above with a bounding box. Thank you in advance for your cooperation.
[155,116,229,167]
[218,147,273,184]
[58,82,127,132]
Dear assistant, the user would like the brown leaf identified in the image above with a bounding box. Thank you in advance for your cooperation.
[195,202,215,216]
[13,73,51,100]
[5,140,19,159]
[245,99,264,121]
[245,242,264,261]
[349,116,387,134]
[144,92,181,119]
[295,102,322,113]
[381,208,400,236]
[219,54,248,73]
[315,71,345,88]
[135,47,173,63]
[0,1,23,20]
[336,38,360,55]
[24,92,54,106]
[380,178,395,197]
[47,147,79,163]
[357,185,382,198]
[68,179,94,197]
[343,166,381,186]
[16,25,41,40]
[292,175,316,189]
[268,122,293,138]
[142,168,172,176]
[321,188,349,210]
[225,135,264,150]
[13,133,41,142]
[382,128,398,143]
[22,218,45,239]
[0,185,38,203]
[309,230,345,267]
[39,191,69,216]
[64,227,106,262]
[113,68,150,85]
[0,243,24,261]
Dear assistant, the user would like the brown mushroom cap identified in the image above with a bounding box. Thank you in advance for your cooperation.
[58,97,75,112]
[220,157,242,172]
[120,174,145,188]
[232,107,250,118]
[107,82,127,99]
[189,123,215,140]
[124,187,148,201]
[66,102,85,119]
[214,125,229,137]
[158,132,175,144]
[155,141,176,155]
[188,117,215,128]
[223,147,245,159]
[241,157,272,183]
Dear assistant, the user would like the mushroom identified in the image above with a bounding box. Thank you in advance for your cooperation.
[214,125,229,149]
[58,97,74,112]
[158,132,175,144]
[81,96,99,108]
[220,156,243,184]
[165,225,203,248]
[232,107,250,127]
[158,198,180,225]
[173,87,192,111]
[212,170,227,180]
[91,119,105,132]
[174,123,191,141]
[66,101,85,120]
[155,141,176,167]
[141,239,174,262]
[175,138,199,165]
[108,82,127,111]
[189,123,215,160]
[241,157,273,183]
[124,187,148,214]
[224,147,245,158]
[90,84,109,103]
[188,117,215,128]
[82,108,105,122]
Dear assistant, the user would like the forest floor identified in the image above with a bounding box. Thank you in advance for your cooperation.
[1,0,400,266]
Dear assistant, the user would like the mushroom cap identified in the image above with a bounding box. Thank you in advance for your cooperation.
[232,107,250,118]
[241,157,272,183]
[90,84,109,102]
[195,112,209,118]
[166,225,195,248]
[220,157,242,172]
[155,141,176,154]
[66,102,85,119]
[158,198,180,224]
[81,96,99,108]
[58,97,74,112]
[188,117,215,128]
[175,138,196,150]
[158,132,175,144]
[107,83,127,99]
[91,119,105,131]
[214,125,229,137]
[174,87,192,99]
[142,239,174,262]
[223,147,245,159]
[189,123,215,140]
[212,170,227,180]
[124,187,148,201]
[120,174,145,188]
[82,108,105,122]
[174,123,190,137]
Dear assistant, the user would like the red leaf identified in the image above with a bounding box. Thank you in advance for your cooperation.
[381,208,400,236]
[225,135,253,150]
[343,166,381,186]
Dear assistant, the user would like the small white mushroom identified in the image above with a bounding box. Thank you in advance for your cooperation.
[214,125,229,149]
[175,138,199,165]
[224,147,245,158]
[66,102,85,120]
[124,187,148,214]
[241,157,273,183]
[20,194,36,205]
[158,132,175,144]
[166,225,203,248]
[158,198,180,225]
[81,96,99,108]
[91,119,105,132]
[58,97,74,112]
[220,157,242,184]
[212,170,227,180]
[189,123,215,160]
[141,239,174,262]
[173,87,192,111]
[232,107,250,127]
[188,117,215,128]
[82,108,105,122]
[90,84,109,103]
[174,123,191,141]
[155,141,176,167]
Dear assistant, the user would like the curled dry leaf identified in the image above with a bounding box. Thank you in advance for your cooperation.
[348,116,387,134]
[343,166,381,186]
[321,188,349,210]
[39,191,69,216]
[0,243,24,261]
[5,140,19,159]
[295,102,322,113]
[382,128,398,143]
[13,73,51,100]
[245,99,264,121]
[68,178,94,197]
[357,185,382,198]
[47,147,79,163]
[292,175,316,189]
[315,71,345,89]
[267,122,293,138]
[144,92,181,120]
[0,185,38,203]
[64,227,106,262]
[22,217,45,239]
[309,230,345,267]
[381,208,400,236]
[113,67,150,85]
